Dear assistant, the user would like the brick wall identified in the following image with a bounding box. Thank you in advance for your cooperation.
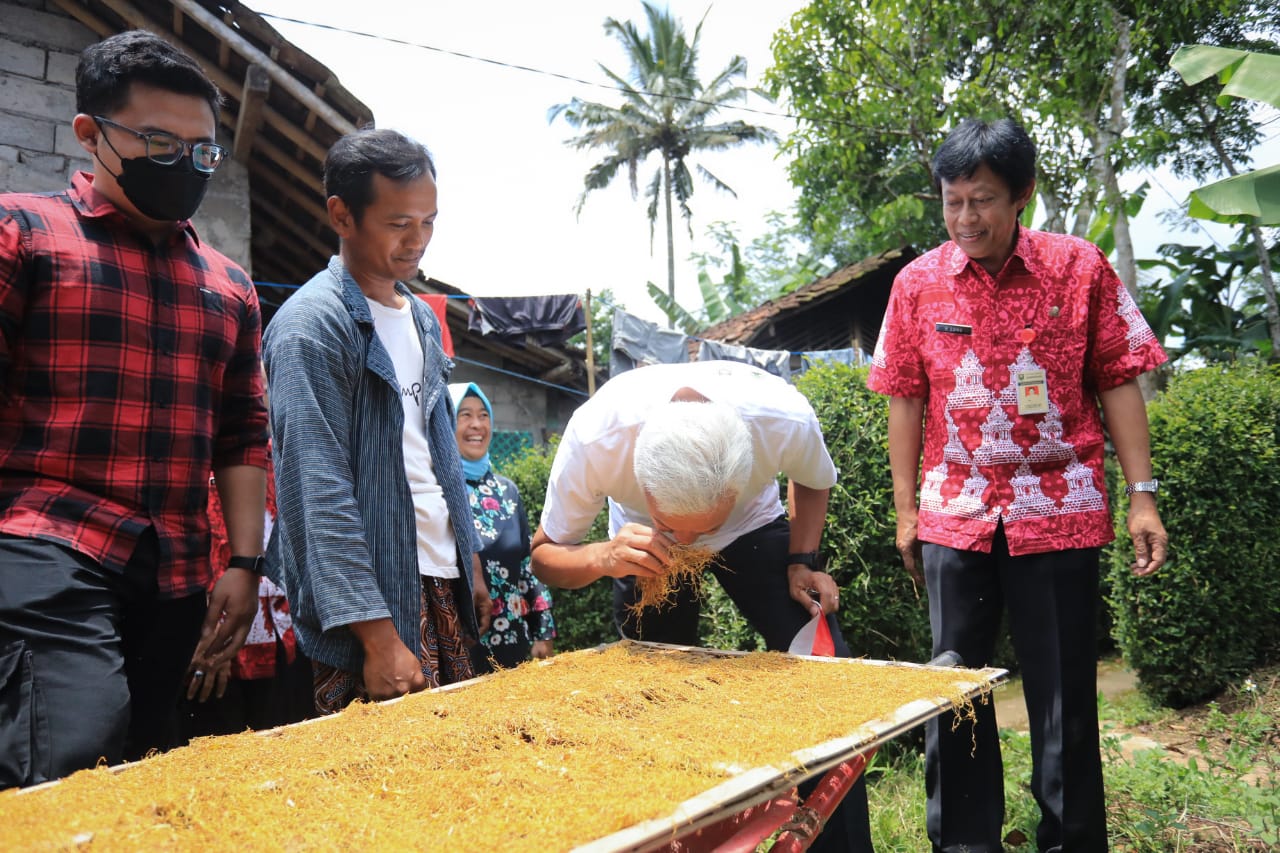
[0,0,96,193]
[0,0,254,271]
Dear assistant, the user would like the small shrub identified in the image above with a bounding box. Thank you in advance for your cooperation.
[697,576,765,651]
[1108,359,1280,707]
[795,363,931,662]
[501,436,615,651]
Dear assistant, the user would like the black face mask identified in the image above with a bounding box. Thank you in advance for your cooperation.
[112,154,212,222]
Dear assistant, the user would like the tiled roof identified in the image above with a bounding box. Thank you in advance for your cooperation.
[698,246,915,350]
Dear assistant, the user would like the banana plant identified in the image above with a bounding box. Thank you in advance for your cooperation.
[1171,45,1280,224]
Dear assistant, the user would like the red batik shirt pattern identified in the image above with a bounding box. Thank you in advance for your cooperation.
[867,229,1167,556]
[207,455,295,680]
[0,172,270,596]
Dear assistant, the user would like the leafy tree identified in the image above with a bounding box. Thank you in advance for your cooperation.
[549,1,777,322]
[648,236,753,333]
[1139,233,1279,362]
[691,214,836,298]
[1168,45,1280,223]
[653,214,837,331]
[1169,44,1280,359]
[764,0,1278,287]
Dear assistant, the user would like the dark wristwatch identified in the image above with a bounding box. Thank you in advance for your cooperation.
[786,551,820,569]
[228,554,265,574]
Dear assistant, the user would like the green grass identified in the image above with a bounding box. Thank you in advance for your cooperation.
[861,677,1279,851]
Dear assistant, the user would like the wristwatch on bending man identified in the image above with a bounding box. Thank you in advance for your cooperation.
[786,551,821,569]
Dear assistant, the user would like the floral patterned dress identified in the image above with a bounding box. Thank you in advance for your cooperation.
[466,470,555,671]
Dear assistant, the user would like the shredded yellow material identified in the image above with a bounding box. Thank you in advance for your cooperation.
[630,544,717,613]
[1,643,992,852]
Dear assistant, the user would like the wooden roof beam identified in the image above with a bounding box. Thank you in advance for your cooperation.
[217,8,233,68]
[247,155,328,224]
[251,193,334,261]
[233,64,270,162]
[169,0,356,137]
[49,0,113,39]
[52,0,331,166]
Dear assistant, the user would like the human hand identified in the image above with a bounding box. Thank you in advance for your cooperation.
[895,507,924,588]
[787,565,840,617]
[186,659,231,703]
[532,640,554,660]
[190,567,259,673]
[1128,499,1167,577]
[471,558,493,635]
[361,636,428,701]
[596,523,672,579]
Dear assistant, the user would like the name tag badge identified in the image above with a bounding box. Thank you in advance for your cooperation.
[935,322,972,336]
[1016,369,1050,415]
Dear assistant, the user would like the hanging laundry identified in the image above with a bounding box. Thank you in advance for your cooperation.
[467,295,585,347]
[418,293,455,357]
[696,338,793,381]
[609,308,691,376]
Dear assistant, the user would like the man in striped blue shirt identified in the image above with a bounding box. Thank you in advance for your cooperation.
[264,128,490,714]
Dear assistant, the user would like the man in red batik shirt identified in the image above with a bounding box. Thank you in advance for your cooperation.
[868,118,1168,853]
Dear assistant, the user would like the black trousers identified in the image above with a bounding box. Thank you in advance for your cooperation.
[182,639,315,738]
[0,533,203,787]
[923,524,1106,853]
[613,516,873,853]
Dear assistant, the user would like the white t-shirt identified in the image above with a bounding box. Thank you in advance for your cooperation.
[367,296,458,578]
[540,360,838,553]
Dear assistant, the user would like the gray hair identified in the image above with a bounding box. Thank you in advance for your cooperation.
[633,400,754,516]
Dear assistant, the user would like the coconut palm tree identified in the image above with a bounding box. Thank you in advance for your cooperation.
[549,2,777,325]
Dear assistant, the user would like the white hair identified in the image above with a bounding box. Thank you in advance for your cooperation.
[633,400,754,516]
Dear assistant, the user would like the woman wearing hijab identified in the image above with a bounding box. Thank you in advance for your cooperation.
[449,383,556,672]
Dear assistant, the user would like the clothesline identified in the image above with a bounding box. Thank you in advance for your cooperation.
[255,281,472,296]
[252,281,863,389]
[452,355,589,399]
[254,282,777,352]
[253,280,591,398]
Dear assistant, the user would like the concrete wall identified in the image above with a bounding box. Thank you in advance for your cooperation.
[194,158,252,271]
[0,0,253,271]
[448,338,587,444]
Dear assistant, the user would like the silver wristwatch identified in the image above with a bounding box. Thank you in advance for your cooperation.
[1124,479,1159,496]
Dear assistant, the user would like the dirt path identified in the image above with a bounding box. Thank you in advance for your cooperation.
[991,659,1179,763]
[993,657,1139,731]
[994,660,1276,783]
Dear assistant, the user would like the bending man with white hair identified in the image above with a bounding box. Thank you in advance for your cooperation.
[530,359,873,853]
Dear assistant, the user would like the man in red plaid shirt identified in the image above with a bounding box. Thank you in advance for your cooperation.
[0,31,269,787]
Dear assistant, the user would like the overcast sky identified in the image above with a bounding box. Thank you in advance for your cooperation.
[246,0,808,324]
[244,1,1275,324]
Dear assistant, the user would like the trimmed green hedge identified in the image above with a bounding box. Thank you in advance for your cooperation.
[795,363,933,663]
[501,436,615,652]
[1108,360,1280,707]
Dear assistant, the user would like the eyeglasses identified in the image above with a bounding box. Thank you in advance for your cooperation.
[93,115,227,173]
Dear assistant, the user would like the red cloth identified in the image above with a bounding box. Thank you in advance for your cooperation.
[867,228,1167,557]
[208,455,295,680]
[0,172,270,597]
[419,293,454,357]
